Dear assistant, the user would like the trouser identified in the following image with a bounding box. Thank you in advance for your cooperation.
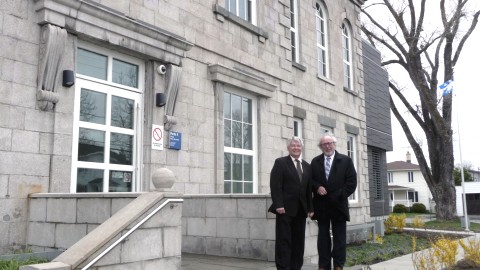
[317,219,347,269]
[275,210,307,270]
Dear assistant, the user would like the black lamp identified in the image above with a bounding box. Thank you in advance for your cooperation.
[62,70,75,87]
[156,93,166,107]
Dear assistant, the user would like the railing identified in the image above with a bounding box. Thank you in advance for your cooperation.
[81,198,183,270]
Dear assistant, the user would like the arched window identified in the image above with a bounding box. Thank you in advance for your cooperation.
[316,3,329,78]
[342,22,353,90]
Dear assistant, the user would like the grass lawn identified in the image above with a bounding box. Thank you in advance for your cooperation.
[345,232,431,266]
[0,258,48,270]
[424,219,480,232]
[345,217,480,267]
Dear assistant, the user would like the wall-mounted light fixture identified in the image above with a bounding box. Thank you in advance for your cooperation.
[156,93,166,107]
[62,70,75,87]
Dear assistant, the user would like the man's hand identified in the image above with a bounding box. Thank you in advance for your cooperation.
[317,186,327,196]
[276,207,285,214]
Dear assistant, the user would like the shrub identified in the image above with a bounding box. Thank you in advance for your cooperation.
[411,203,427,213]
[385,213,406,234]
[459,238,480,266]
[411,216,425,228]
[393,204,408,213]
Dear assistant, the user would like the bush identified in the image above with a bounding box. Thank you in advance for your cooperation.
[411,203,427,213]
[384,213,406,234]
[393,204,408,213]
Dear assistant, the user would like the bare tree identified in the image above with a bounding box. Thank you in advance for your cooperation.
[362,0,480,220]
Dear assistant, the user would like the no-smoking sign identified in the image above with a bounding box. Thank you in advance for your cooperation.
[151,124,164,150]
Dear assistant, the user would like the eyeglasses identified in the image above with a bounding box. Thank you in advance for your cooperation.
[320,142,335,147]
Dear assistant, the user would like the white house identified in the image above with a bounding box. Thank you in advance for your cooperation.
[387,152,435,212]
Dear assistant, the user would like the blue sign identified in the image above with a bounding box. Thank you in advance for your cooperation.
[169,131,181,150]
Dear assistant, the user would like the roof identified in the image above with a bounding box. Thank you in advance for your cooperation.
[388,185,414,191]
[387,161,420,171]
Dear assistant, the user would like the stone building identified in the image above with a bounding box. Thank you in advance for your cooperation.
[0,0,392,255]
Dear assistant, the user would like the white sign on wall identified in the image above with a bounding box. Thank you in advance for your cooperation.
[151,124,164,150]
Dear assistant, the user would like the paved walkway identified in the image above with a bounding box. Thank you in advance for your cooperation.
[181,229,479,270]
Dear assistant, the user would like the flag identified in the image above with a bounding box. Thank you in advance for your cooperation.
[439,80,454,96]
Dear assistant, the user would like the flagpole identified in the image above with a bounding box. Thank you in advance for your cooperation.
[456,92,469,231]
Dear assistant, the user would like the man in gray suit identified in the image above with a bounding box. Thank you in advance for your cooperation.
[311,134,357,270]
[269,136,314,270]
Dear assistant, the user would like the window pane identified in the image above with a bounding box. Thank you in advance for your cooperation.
[228,0,237,14]
[224,119,232,147]
[239,0,246,20]
[224,181,231,193]
[224,153,232,180]
[242,98,252,123]
[80,89,106,125]
[109,170,132,192]
[77,48,107,80]
[77,168,103,192]
[244,182,253,193]
[231,94,242,121]
[224,92,231,119]
[243,123,252,150]
[232,121,242,148]
[232,154,242,180]
[233,182,243,193]
[78,128,105,163]
[110,133,133,165]
[112,58,139,88]
[111,96,134,129]
[244,155,253,182]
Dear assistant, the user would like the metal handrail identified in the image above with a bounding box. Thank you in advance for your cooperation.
[81,198,183,270]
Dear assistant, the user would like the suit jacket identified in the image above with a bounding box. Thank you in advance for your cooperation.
[269,156,313,217]
[311,151,357,221]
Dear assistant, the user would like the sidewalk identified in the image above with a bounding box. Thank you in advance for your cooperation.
[181,229,479,270]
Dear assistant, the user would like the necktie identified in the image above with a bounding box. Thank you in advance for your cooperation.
[325,156,331,179]
[295,159,303,182]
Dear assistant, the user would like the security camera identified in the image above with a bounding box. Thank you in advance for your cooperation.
[157,65,167,75]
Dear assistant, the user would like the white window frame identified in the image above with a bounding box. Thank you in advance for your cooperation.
[290,0,300,63]
[388,172,393,183]
[342,22,353,90]
[71,42,145,193]
[225,0,257,25]
[315,2,329,78]
[408,171,414,182]
[223,90,258,194]
[293,117,303,140]
[347,133,358,203]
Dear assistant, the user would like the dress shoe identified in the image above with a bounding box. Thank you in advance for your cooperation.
[334,267,343,270]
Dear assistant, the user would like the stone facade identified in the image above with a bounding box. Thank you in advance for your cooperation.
[0,0,372,253]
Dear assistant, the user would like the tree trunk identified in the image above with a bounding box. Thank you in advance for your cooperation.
[432,179,457,220]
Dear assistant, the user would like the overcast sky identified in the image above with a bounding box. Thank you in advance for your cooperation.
[375,2,480,171]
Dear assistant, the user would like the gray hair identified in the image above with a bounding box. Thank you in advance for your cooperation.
[318,134,337,147]
[287,136,304,147]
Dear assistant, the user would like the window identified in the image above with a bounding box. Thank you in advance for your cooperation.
[225,0,257,24]
[342,23,353,90]
[347,133,357,202]
[293,117,303,140]
[408,171,414,182]
[371,148,382,200]
[290,0,299,63]
[315,2,329,78]
[72,45,144,193]
[408,191,419,203]
[224,91,257,194]
[388,172,393,183]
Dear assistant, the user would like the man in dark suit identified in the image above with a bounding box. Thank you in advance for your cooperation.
[311,134,357,270]
[269,136,314,270]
